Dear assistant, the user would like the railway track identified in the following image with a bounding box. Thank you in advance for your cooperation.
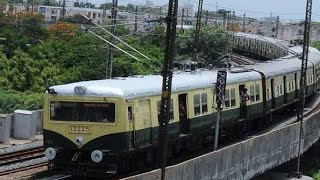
[0,146,47,176]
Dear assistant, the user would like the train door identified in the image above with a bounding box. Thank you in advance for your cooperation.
[138,99,152,145]
[283,76,287,104]
[178,94,189,134]
[128,103,135,148]
[271,79,276,109]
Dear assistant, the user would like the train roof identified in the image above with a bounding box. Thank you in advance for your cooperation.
[244,46,320,78]
[48,39,320,99]
[234,32,290,47]
[49,69,261,99]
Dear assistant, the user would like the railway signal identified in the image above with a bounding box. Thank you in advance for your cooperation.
[214,70,227,150]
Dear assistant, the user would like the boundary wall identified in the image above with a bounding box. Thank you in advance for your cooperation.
[123,111,320,180]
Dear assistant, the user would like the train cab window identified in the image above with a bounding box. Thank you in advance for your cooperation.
[50,101,115,123]
[157,99,174,121]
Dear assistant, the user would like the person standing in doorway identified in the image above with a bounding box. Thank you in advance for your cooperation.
[240,88,250,118]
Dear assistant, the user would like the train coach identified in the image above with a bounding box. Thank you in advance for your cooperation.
[43,46,320,177]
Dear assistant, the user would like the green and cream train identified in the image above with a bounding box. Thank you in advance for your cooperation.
[44,42,320,177]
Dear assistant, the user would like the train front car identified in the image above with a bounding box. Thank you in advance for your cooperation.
[43,82,129,177]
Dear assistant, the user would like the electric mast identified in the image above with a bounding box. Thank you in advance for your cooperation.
[295,0,312,176]
[193,0,203,61]
[107,0,118,79]
[157,0,178,179]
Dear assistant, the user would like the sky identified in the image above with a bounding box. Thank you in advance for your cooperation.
[93,0,320,22]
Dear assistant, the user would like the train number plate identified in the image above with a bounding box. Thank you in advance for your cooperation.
[69,125,91,134]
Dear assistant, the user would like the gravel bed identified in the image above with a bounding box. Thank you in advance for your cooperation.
[0,140,43,155]
[36,174,71,180]
[0,157,48,173]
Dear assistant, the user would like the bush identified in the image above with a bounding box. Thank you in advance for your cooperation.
[0,90,44,113]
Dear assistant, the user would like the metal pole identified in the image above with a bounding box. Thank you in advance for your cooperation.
[205,10,208,25]
[242,13,246,32]
[181,8,184,30]
[134,6,138,35]
[193,0,203,61]
[62,0,66,19]
[296,0,312,176]
[214,108,221,150]
[157,0,178,179]
[107,0,118,79]
[275,16,280,38]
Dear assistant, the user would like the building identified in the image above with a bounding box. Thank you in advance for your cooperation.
[58,0,89,7]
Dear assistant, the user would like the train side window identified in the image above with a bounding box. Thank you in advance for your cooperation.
[224,89,230,108]
[280,84,283,95]
[194,94,201,115]
[250,85,255,102]
[267,88,271,100]
[201,93,208,114]
[276,86,280,97]
[292,81,295,90]
[157,99,174,121]
[255,84,260,101]
[128,106,133,121]
[288,82,292,92]
[230,88,236,107]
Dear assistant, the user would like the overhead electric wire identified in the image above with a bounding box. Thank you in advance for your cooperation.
[81,14,154,62]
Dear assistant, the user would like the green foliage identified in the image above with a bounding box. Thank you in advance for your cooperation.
[0,91,44,113]
[0,13,48,58]
[313,171,320,180]
[176,26,230,64]
[0,13,230,111]
[311,41,320,51]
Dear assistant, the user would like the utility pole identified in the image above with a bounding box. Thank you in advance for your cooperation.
[107,0,118,79]
[134,6,138,36]
[242,13,246,32]
[205,10,209,25]
[62,0,66,19]
[157,0,178,180]
[181,8,184,31]
[275,16,280,38]
[293,0,312,178]
[193,0,203,61]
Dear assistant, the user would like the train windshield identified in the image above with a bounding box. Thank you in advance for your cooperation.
[50,101,115,123]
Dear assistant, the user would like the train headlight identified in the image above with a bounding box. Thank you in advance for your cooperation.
[91,150,103,163]
[45,147,56,160]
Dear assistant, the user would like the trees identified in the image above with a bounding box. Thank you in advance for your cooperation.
[48,22,77,40]
[176,26,230,64]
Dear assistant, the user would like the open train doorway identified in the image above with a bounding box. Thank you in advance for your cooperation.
[178,94,189,134]
[239,84,248,119]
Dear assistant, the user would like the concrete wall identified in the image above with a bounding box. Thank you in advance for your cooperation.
[124,111,320,180]
[0,110,44,141]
